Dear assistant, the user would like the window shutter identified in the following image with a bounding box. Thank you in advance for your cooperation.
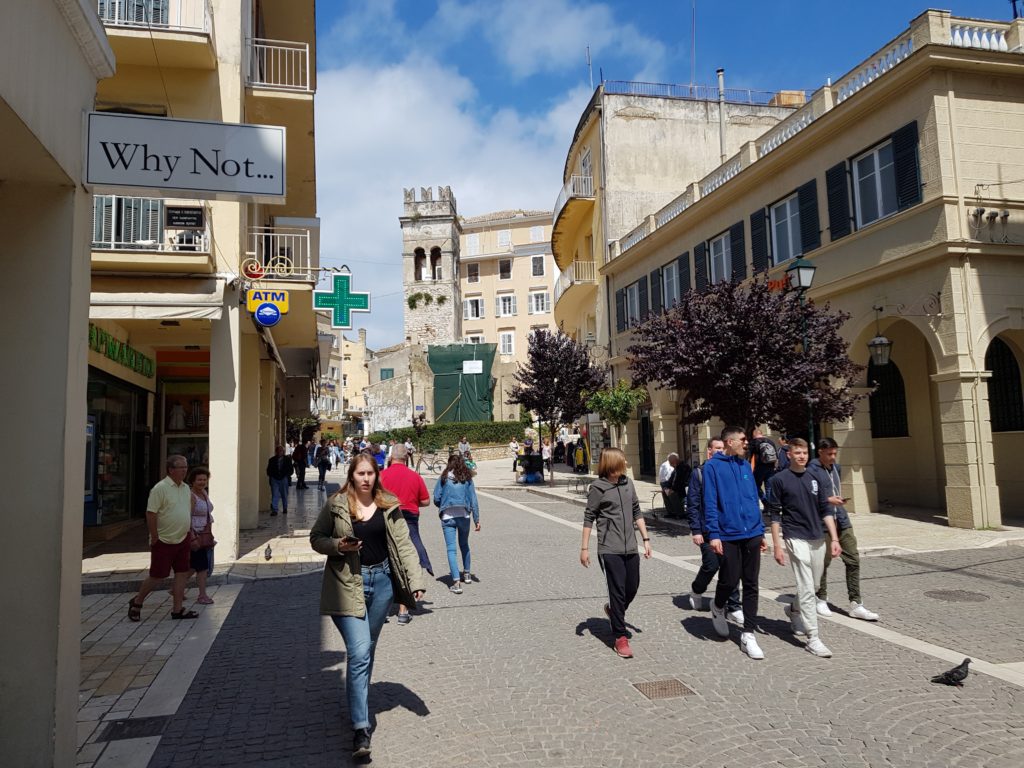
[826,161,851,241]
[638,278,649,322]
[797,179,821,253]
[677,251,690,296]
[649,268,663,315]
[478,300,484,319]
[694,242,708,292]
[93,196,113,247]
[510,295,517,315]
[615,289,626,332]
[892,121,921,211]
[729,221,746,280]
[750,209,769,273]
[495,296,502,317]
[544,293,551,312]
[463,300,470,320]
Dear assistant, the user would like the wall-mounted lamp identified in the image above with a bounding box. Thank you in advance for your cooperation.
[867,306,893,366]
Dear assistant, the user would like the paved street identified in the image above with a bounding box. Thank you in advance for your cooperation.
[132,487,1024,768]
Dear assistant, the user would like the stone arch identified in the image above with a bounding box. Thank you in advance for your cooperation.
[413,247,426,281]
[985,332,1024,521]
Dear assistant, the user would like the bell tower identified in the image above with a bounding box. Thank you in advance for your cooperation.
[399,186,462,345]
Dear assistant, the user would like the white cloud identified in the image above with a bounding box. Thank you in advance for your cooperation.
[314,59,590,349]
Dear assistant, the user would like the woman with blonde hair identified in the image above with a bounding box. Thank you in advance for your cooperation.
[310,453,426,759]
[580,448,652,659]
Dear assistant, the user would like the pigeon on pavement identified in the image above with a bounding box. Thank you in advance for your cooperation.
[931,658,971,686]
[264,544,273,561]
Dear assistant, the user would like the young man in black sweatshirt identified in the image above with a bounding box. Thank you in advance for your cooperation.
[766,438,842,658]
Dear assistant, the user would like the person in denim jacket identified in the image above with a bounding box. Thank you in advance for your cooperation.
[433,453,481,593]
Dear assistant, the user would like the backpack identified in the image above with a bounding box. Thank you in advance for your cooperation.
[755,438,778,467]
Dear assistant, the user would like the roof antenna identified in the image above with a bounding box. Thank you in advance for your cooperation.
[1012,0,1022,19]
[586,46,594,91]
[690,0,697,87]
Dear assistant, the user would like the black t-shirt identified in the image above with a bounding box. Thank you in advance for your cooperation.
[353,507,388,566]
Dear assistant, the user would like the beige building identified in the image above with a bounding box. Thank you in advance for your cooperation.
[315,317,371,435]
[589,10,1024,530]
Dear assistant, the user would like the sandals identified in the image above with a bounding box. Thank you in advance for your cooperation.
[171,609,200,620]
[128,598,142,622]
[196,595,214,605]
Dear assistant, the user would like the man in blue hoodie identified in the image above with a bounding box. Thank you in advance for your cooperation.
[703,426,768,659]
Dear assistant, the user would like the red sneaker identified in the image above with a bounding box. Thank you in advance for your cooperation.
[614,636,633,658]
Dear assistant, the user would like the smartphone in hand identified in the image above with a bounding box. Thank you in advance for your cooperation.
[840,497,850,504]
[341,535,361,545]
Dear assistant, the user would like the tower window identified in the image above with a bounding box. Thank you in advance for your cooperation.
[414,247,426,281]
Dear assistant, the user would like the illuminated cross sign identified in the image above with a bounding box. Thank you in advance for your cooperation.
[314,274,370,329]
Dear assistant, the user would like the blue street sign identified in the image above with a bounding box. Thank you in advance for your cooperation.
[254,302,282,327]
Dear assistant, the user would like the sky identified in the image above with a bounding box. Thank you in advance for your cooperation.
[313,0,1015,349]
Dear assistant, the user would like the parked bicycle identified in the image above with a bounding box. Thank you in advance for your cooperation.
[416,451,447,474]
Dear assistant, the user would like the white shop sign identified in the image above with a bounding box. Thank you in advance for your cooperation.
[85,112,286,202]
[462,360,483,374]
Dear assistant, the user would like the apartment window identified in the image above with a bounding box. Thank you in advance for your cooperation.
[329,366,338,378]
[625,282,640,326]
[496,294,518,317]
[531,255,545,277]
[497,229,511,248]
[466,263,479,283]
[463,298,485,320]
[529,292,551,314]
[499,259,512,280]
[342,374,348,387]
[580,148,592,178]
[380,368,394,381]
[709,232,731,284]
[662,261,679,309]
[530,226,544,243]
[771,194,802,265]
[853,140,898,228]
[93,196,163,249]
[499,331,515,355]
[465,335,484,344]
[466,233,480,256]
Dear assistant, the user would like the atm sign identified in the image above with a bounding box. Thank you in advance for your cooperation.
[246,289,289,314]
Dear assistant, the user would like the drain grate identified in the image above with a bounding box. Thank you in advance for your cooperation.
[633,678,695,700]
[924,589,990,603]
[95,715,170,742]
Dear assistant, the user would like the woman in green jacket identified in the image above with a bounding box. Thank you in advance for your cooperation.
[310,453,426,759]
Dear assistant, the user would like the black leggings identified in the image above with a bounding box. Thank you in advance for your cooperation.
[600,552,640,639]
[713,536,762,632]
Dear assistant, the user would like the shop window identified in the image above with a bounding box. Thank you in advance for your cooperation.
[986,337,1024,432]
[868,360,909,438]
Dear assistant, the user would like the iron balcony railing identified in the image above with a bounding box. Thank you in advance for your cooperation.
[554,260,597,304]
[96,0,211,33]
[603,80,808,106]
[92,195,211,253]
[246,226,315,281]
[553,175,595,223]
[247,38,311,92]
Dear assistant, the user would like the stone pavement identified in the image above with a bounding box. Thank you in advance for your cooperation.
[138,487,1024,767]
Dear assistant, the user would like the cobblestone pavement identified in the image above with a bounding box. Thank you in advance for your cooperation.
[143,488,1024,767]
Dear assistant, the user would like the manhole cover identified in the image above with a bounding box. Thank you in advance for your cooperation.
[924,589,990,603]
[633,678,695,700]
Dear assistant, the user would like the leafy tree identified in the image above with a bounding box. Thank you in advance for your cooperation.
[627,278,864,436]
[507,329,606,480]
[586,379,648,445]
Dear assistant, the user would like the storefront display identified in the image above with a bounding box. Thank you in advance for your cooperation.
[161,380,210,469]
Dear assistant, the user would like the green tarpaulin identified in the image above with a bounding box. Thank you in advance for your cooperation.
[427,344,496,423]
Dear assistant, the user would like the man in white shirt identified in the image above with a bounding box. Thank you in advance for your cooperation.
[659,453,681,517]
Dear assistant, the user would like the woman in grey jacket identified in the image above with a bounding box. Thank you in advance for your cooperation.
[580,448,652,658]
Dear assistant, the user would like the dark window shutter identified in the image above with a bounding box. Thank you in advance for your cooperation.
[826,161,851,241]
[638,278,649,322]
[677,251,690,297]
[892,120,921,211]
[797,179,821,253]
[615,288,625,333]
[750,208,769,273]
[729,221,746,280]
[694,242,708,293]
[649,268,663,315]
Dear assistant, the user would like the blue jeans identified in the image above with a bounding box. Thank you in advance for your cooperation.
[441,517,471,582]
[269,477,289,512]
[332,561,394,730]
[402,512,433,575]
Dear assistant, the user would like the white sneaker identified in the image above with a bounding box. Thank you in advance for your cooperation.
[816,599,833,617]
[740,632,765,660]
[727,609,745,625]
[849,602,879,621]
[784,604,808,636]
[689,592,704,611]
[710,602,730,637]
[805,637,833,658]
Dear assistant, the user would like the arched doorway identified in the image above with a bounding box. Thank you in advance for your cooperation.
[986,333,1024,523]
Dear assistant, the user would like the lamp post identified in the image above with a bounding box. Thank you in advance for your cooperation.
[786,257,818,449]
[867,305,893,366]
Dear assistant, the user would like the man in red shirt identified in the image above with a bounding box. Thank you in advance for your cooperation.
[380,444,432,624]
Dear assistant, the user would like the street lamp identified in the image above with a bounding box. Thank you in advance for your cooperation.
[786,257,817,448]
[867,305,893,366]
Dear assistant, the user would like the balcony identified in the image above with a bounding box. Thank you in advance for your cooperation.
[244,226,316,283]
[551,175,595,269]
[91,195,213,272]
[247,38,312,93]
[96,0,215,69]
[553,260,597,328]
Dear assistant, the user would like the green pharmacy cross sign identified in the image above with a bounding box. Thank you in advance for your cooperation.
[314,273,370,329]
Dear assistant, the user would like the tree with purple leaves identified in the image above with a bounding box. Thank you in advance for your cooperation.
[627,278,864,436]
[507,329,607,481]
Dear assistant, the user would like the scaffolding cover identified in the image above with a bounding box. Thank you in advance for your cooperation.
[427,344,497,423]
